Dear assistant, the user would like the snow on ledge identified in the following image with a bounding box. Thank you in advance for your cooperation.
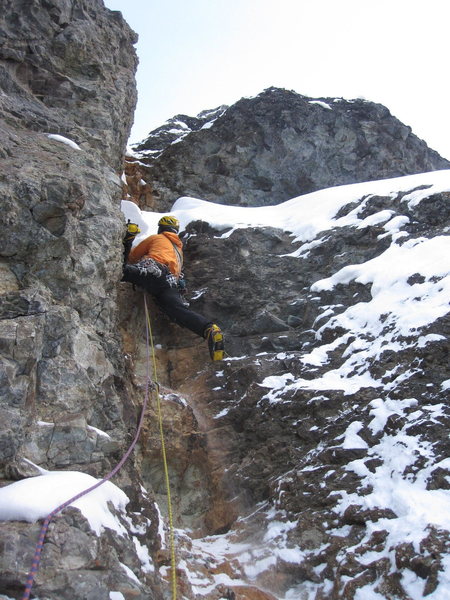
[47,133,82,150]
[122,170,450,245]
[0,464,129,536]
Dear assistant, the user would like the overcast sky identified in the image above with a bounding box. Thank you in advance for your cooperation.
[103,0,450,160]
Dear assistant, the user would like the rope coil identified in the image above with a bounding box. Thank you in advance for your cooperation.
[22,293,177,600]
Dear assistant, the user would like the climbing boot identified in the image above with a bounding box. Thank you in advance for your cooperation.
[204,324,224,361]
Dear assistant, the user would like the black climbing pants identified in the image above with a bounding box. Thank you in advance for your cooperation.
[122,264,211,338]
[155,287,210,337]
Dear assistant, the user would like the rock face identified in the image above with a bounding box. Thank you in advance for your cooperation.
[133,87,450,209]
[0,2,165,599]
[0,0,137,462]
[122,153,157,208]
[0,0,137,169]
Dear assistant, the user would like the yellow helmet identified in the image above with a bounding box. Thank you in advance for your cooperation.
[158,215,180,231]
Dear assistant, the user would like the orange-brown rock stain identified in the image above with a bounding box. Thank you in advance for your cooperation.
[122,155,156,209]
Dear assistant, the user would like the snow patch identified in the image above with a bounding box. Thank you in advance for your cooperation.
[0,467,129,536]
[309,100,333,110]
[47,133,81,150]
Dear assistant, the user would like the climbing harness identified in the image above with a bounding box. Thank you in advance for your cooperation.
[135,257,164,278]
[22,293,177,600]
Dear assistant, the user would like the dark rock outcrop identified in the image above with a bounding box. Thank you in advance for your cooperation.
[133,105,227,156]
[133,87,450,209]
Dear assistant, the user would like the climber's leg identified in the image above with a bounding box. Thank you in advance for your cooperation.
[155,287,211,337]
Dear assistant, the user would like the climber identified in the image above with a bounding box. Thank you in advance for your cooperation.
[122,216,224,361]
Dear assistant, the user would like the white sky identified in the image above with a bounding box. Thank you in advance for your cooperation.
[103,0,450,159]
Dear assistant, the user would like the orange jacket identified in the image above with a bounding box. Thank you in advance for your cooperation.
[128,231,183,278]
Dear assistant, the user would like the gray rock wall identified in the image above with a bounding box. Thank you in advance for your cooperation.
[0,0,138,475]
[0,2,164,598]
[1,0,137,169]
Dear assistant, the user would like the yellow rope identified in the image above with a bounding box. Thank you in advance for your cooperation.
[144,295,177,600]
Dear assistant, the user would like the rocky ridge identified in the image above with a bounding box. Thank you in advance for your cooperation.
[133,105,228,158]
[123,105,227,209]
[130,87,450,210]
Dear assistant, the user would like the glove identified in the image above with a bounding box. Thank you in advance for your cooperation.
[123,220,141,245]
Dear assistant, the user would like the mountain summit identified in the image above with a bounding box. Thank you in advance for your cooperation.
[132,87,450,209]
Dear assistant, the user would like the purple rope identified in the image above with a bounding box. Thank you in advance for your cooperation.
[22,295,152,600]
